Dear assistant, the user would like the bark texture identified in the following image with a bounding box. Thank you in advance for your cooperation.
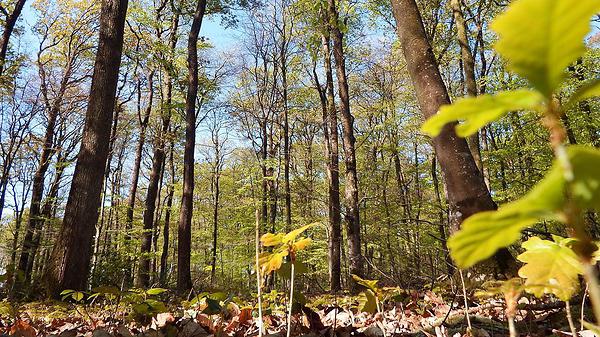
[390,0,515,275]
[44,0,129,293]
[178,0,207,292]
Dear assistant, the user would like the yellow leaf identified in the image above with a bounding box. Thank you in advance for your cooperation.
[293,238,312,251]
[260,233,284,247]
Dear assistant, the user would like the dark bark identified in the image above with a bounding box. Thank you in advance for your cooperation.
[17,64,69,284]
[44,0,129,294]
[178,0,207,292]
[314,31,342,292]
[136,72,157,288]
[390,0,516,275]
[159,139,175,286]
[326,0,363,284]
[0,0,27,76]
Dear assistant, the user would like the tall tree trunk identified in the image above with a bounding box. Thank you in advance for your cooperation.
[390,0,516,275]
[210,142,221,286]
[44,0,129,294]
[325,0,363,282]
[0,0,27,76]
[450,0,482,172]
[136,73,159,288]
[316,32,342,292]
[160,138,175,286]
[126,74,153,239]
[178,0,207,292]
[17,96,62,283]
[280,12,292,230]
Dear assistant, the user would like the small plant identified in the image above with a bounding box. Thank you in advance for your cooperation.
[259,223,314,337]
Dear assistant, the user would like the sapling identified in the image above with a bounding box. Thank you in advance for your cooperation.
[259,223,314,337]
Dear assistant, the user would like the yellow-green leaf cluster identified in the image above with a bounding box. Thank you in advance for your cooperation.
[517,236,582,300]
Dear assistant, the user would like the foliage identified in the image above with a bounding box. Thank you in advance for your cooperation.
[422,0,600,308]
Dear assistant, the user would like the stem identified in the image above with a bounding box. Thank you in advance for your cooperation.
[255,210,264,337]
[508,316,516,337]
[566,301,578,337]
[543,103,600,325]
[583,264,600,324]
[287,261,294,337]
[581,283,588,331]
[459,270,472,333]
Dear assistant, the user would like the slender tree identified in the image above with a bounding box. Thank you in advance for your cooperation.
[178,0,207,291]
[325,0,363,281]
[0,0,27,77]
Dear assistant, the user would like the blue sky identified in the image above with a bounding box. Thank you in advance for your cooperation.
[19,2,240,54]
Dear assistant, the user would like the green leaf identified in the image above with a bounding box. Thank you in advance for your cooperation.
[356,290,377,314]
[518,236,582,301]
[72,291,85,302]
[352,274,379,292]
[448,162,566,269]
[570,146,600,209]
[202,298,223,315]
[491,0,600,96]
[276,261,308,279]
[146,288,167,295]
[566,78,600,107]
[421,89,544,137]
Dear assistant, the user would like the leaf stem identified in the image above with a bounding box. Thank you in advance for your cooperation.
[255,210,264,337]
[287,261,294,337]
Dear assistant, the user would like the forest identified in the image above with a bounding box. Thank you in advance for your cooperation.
[0,0,599,335]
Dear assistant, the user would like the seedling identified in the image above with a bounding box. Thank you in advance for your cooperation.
[259,223,314,337]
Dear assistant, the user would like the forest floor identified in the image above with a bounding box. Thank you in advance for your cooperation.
[0,288,588,337]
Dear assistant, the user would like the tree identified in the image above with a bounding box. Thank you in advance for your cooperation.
[178,0,208,292]
[0,0,27,77]
[17,0,96,285]
[389,0,515,274]
[44,0,130,293]
[325,0,363,282]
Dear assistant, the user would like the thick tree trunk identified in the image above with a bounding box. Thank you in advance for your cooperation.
[44,0,129,294]
[178,0,207,292]
[0,0,27,76]
[390,0,516,275]
[326,0,363,283]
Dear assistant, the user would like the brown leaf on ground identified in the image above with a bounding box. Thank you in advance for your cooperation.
[10,320,37,337]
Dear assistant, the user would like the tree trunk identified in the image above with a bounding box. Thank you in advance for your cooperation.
[390,0,516,275]
[17,91,62,284]
[159,139,175,286]
[326,0,363,283]
[136,73,158,288]
[315,31,342,292]
[450,0,482,172]
[178,0,207,292]
[44,0,129,294]
[0,0,27,76]
[210,143,221,286]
